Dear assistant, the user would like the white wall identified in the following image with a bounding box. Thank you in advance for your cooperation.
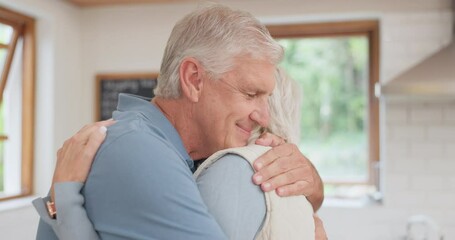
[0,0,453,239]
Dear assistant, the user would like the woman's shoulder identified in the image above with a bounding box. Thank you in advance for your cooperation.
[194,145,271,178]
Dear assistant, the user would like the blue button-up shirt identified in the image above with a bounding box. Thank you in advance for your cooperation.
[36,94,227,240]
[35,94,266,240]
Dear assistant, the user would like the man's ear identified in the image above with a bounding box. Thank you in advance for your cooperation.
[179,57,204,102]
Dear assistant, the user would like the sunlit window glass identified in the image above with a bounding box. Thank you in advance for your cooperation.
[0,49,6,76]
[278,37,374,199]
[0,23,13,45]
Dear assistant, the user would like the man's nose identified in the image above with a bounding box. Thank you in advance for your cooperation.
[250,100,270,128]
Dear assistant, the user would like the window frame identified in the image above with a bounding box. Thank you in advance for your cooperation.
[267,20,380,187]
[0,6,35,201]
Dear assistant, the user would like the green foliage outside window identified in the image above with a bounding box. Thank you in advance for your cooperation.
[278,37,370,196]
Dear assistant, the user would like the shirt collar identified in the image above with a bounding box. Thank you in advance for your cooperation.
[116,93,194,171]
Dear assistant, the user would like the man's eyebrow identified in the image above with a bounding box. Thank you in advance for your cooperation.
[242,82,269,93]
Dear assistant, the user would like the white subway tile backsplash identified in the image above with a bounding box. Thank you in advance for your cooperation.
[428,126,455,141]
[386,141,409,155]
[442,229,455,240]
[383,99,455,240]
[444,142,455,157]
[448,177,455,190]
[410,142,444,158]
[384,174,409,191]
[410,175,445,191]
[443,104,455,124]
[389,158,426,174]
[388,125,426,141]
[386,106,408,124]
[426,159,455,174]
[410,104,443,124]
[385,191,427,207]
[440,210,455,227]
[426,193,455,208]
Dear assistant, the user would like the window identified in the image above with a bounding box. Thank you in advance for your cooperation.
[268,21,380,200]
[0,6,35,201]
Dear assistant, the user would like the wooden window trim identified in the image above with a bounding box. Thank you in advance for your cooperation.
[267,20,380,186]
[0,6,35,201]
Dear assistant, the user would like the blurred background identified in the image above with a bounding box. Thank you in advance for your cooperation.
[0,0,454,239]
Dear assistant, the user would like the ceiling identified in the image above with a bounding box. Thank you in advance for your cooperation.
[66,0,455,8]
[65,0,197,7]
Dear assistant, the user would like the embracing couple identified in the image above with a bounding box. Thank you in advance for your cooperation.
[34,4,327,240]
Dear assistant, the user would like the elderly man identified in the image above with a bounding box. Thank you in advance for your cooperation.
[35,4,324,239]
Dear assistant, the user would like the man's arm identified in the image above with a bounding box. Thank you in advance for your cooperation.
[34,120,112,240]
[84,131,227,239]
[254,133,324,211]
[306,160,324,211]
[33,183,100,240]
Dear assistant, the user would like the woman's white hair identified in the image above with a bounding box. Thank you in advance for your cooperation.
[154,4,283,98]
[249,68,302,144]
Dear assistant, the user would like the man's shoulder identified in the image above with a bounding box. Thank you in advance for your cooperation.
[88,115,191,182]
[95,130,186,171]
[100,114,173,152]
[104,114,159,141]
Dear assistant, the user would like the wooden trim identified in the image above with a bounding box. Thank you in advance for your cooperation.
[94,73,159,121]
[268,20,379,39]
[0,43,8,49]
[0,17,21,30]
[0,135,7,141]
[267,20,381,186]
[0,27,20,101]
[66,0,195,7]
[367,22,381,189]
[0,193,32,202]
[96,72,158,80]
[20,19,35,197]
[0,7,34,26]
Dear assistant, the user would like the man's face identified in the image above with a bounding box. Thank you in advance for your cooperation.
[196,57,276,155]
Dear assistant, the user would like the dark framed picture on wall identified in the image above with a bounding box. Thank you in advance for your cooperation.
[95,73,158,121]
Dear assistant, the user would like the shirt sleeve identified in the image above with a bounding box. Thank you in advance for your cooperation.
[33,196,59,240]
[83,131,227,240]
[196,154,266,240]
[56,182,100,240]
[32,183,100,240]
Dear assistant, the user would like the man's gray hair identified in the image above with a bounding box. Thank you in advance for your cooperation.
[154,4,284,98]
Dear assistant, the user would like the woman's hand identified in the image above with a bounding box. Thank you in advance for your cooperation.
[51,119,115,201]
